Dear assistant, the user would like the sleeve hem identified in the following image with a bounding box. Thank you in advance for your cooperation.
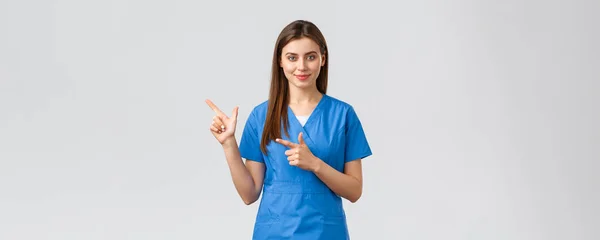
[244,158,264,163]
[241,152,264,163]
[345,151,372,163]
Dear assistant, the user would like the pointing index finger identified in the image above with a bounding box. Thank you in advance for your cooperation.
[205,99,225,115]
[275,138,298,148]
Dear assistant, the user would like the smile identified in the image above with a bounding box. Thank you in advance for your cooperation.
[295,74,310,81]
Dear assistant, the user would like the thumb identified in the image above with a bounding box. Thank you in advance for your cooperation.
[231,106,239,120]
[298,132,304,145]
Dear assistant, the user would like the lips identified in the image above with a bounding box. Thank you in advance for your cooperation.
[295,74,310,81]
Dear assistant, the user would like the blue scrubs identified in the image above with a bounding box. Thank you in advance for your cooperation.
[239,94,372,240]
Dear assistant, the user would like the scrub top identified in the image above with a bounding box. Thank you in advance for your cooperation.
[239,94,372,240]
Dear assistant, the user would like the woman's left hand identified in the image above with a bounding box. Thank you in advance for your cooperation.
[276,132,322,172]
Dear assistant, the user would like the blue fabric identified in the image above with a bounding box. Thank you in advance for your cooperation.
[239,94,372,240]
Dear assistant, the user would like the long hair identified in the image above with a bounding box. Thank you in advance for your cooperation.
[260,20,329,154]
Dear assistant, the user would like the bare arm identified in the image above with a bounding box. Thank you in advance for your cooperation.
[205,99,265,205]
[313,159,363,203]
[221,137,265,205]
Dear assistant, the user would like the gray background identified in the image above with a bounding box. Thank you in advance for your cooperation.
[1,0,598,239]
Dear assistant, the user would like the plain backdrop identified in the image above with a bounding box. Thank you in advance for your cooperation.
[1,0,598,239]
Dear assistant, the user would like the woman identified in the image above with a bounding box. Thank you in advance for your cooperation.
[205,20,372,240]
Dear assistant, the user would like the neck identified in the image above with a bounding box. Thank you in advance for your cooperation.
[288,85,322,104]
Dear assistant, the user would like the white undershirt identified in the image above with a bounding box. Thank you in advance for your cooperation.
[296,115,309,126]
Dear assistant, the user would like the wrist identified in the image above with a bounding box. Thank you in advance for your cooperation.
[312,157,324,173]
[221,136,237,149]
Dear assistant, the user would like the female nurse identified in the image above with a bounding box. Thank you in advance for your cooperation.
[205,20,372,240]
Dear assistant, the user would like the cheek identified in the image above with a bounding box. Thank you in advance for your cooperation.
[311,62,322,70]
[282,64,295,74]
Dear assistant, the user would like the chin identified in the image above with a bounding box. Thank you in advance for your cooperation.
[291,80,316,89]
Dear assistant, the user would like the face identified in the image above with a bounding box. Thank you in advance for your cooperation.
[280,37,326,89]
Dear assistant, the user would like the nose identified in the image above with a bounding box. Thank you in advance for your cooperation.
[297,59,308,71]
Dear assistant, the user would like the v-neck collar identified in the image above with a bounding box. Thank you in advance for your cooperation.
[287,94,327,130]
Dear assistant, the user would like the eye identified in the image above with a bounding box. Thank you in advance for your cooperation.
[307,55,316,60]
[287,56,296,61]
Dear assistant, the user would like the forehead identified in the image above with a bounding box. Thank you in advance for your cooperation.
[282,37,320,54]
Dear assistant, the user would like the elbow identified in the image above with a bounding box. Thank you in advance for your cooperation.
[241,187,262,205]
[242,197,257,205]
[242,194,260,205]
[348,192,362,203]
[349,184,363,203]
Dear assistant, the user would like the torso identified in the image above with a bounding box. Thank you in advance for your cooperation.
[241,94,364,240]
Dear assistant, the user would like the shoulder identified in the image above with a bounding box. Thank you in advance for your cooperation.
[246,100,269,123]
[251,100,269,114]
[323,94,358,115]
[322,95,367,131]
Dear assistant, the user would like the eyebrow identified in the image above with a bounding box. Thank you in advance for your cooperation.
[285,51,318,55]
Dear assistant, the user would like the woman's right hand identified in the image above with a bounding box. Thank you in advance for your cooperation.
[205,99,239,145]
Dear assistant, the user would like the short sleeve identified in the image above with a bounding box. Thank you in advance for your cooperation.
[238,110,264,163]
[344,106,372,162]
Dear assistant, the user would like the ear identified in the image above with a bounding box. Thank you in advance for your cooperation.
[321,53,326,66]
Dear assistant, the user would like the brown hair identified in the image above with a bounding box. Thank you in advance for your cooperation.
[260,20,329,154]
